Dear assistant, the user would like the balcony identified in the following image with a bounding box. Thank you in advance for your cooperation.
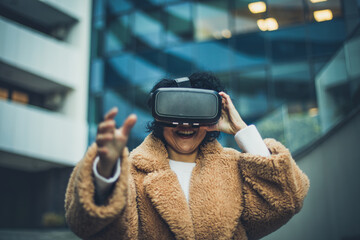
[0,100,87,170]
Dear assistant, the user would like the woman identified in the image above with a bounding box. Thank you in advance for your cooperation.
[65,72,309,239]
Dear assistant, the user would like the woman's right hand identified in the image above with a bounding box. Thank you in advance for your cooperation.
[96,107,137,178]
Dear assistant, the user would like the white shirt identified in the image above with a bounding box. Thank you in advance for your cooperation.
[93,125,270,202]
[169,160,196,202]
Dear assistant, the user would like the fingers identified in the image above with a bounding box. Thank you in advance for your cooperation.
[104,107,118,120]
[96,132,114,145]
[219,92,234,108]
[97,146,109,158]
[97,120,116,134]
[121,114,137,136]
[203,124,218,132]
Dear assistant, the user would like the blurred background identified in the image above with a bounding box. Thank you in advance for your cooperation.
[0,0,359,239]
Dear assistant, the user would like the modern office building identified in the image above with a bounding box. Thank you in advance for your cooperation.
[1,0,360,239]
[89,0,360,239]
[89,0,360,154]
[0,0,91,228]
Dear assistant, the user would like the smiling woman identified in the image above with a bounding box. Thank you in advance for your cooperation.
[65,72,310,240]
[163,125,207,162]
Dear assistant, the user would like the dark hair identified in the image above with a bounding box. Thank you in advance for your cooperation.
[146,72,226,145]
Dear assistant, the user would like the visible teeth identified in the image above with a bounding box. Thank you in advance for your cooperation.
[178,130,194,135]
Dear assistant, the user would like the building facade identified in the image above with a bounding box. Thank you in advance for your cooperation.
[0,0,91,228]
[89,0,360,154]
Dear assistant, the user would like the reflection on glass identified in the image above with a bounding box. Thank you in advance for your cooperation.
[90,59,104,94]
[107,0,133,14]
[165,3,193,44]
[257,18,279,31]
[248,1,267,14]
[272,61,312,103]
[94,0,105,18]
[231,33,267,69]
[93,18,104,58]
[195,40,234,72]
[165,43,195,76]
[147,0,167,6]
[268,0,305,28]
[232,68,268,120]
[307,0,341,22]
[195,1,229,41]
[270,26,307,62]
[134,11,164,48]
[313,9,333,22]
[105,15,131,53]
[133,51,166,91]
[107,54,134,86]
[310,0,327,3]
[308,19,345,56]
[234,0,264,34]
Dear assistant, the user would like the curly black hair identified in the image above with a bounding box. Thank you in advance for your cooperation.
[146,72,226,145]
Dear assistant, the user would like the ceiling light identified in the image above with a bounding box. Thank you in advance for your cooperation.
[310,0,327,3]
[257,18,279,31]
[314,9,333,22]
[257,19,267,31]
[213,31,222,40]
[248,1,267,14]
[308,108,319,117]
[266,18,279,31]
[222,29,232,38]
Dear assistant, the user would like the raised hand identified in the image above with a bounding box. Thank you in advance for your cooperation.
[204,92,247,135]
[96,107,137,178]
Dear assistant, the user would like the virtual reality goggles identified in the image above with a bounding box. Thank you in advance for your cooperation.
[151,77,222,127]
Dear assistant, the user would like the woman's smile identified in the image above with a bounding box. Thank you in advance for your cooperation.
[163,125,207,157]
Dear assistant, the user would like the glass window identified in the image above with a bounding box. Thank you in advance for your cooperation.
[165,3,193,44]
[105,54,134,88]
[233,0,265,34]
[0,87,9,100]
[92,18,105,58]
[147,0,167,6]
[106,0,133,15]
[93,0,105,18]
[271,61,312,103]
[267,0,305,28]
[231,68,269,120]
[231,33,268,70]
[105,14,132,53]
[134,10,164,50]
[195,0,230,41]
[306,0,342,23]
[270,26,307,63]
[342,0,360,36]
[308,19,346,57]
[133,50,166,92]
[194,39,233,72]
[90,59,104,94]
[12,91,29,104]
[165,43,195,76]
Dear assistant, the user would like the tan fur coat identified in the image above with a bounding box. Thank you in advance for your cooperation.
[65,134,309,240]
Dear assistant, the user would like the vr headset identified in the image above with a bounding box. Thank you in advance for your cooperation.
[151,77,222,127]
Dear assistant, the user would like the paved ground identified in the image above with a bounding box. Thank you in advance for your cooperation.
[0,229,80,240]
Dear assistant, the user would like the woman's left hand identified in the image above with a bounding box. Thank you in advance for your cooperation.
[204,92,247,135]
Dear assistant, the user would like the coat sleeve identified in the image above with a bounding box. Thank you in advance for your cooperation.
[64,143,138,239]
[239,138,310,240]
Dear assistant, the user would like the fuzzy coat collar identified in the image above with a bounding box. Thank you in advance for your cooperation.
[131,134,222,173]
[130,135,243,239]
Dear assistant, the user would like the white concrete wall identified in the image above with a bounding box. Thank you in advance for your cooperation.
[0,0,92,167]
[0,100,87,165]
[0,17,77,90]
[264,110,360,240]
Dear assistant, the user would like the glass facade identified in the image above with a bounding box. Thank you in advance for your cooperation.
[89,0,360,152]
